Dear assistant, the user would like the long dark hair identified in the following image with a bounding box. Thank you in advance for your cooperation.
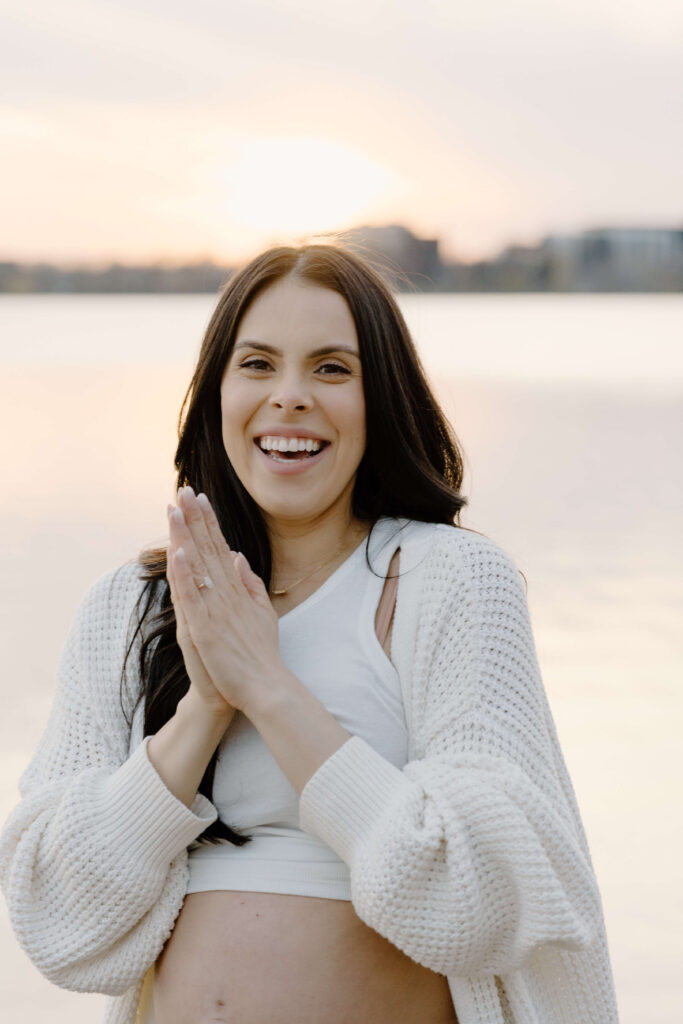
[123,241,468,846]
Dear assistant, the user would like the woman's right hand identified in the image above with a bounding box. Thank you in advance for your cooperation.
[166,506,236,726]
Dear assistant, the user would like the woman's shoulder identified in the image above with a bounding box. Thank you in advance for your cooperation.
[79,558,149,610]
[69,558,154,645]
[393,519,524,598]
[393,517,518,567]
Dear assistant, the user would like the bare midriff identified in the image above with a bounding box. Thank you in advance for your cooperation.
[153,890,458,1024]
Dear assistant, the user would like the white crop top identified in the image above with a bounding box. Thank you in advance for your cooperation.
[185,516,415,901]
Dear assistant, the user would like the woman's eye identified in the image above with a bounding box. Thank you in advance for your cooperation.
[317,363,351,376]
[239,358,271,371]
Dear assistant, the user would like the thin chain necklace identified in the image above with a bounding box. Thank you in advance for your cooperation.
[269,533,364,597]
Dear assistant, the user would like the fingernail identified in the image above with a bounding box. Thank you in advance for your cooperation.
[197,493,210,510]
[172,507,185,525]
[166,503,173,517]
[185,485,195,498]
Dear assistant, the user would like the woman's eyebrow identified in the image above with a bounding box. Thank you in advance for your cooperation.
[233,341,360,358]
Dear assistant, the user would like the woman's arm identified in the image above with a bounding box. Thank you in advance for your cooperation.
[298,529,606,978]
[0,565,218,996]
[243,669,354,795]
[147,686,231,808]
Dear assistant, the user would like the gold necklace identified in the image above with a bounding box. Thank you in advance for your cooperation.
[269,534,363,596]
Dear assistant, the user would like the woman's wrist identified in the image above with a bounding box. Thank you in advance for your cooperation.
[180,685,235,732]
[147,689,232,809]
[244,668,352,794]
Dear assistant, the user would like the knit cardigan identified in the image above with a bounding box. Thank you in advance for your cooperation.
[0,521,619,1024]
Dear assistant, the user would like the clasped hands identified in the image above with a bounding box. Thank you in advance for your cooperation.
[166,486,285,721]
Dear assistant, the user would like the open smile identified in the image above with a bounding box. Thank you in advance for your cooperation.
[253,436,331,474]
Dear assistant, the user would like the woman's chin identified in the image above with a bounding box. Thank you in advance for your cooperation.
[259,499,325,526]
[255,488,355,529]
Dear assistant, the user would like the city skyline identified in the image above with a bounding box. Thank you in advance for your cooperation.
[3,221,681,293]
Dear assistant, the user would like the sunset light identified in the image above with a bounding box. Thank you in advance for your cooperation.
[213,138,407,238]
[0,0,680,266]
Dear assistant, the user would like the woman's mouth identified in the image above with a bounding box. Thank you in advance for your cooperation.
[254,435,330,463]
[253,435,331,473]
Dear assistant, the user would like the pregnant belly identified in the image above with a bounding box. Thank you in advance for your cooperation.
[152,891,458,1024]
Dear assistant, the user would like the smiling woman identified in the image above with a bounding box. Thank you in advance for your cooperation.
[0,242,619,1024]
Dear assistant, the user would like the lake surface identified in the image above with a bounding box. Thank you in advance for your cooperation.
[1,294,681,1023]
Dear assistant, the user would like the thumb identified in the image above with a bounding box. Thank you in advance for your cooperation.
[234,552,270,602]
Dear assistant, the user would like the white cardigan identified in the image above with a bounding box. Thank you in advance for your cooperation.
[0,521,620,1024]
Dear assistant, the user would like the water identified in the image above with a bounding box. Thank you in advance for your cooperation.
[2,292,683,391]
[1,294,681,1023]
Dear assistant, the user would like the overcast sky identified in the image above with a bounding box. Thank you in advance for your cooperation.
[1,0,681,263]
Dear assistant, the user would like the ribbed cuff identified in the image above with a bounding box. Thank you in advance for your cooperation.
[99,736,218,870]
[298,735,412,866]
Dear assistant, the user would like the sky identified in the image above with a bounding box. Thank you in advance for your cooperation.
[1,0,682,264]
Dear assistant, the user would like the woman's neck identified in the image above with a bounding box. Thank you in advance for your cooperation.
[265,512,371,605]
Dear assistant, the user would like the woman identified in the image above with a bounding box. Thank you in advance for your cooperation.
[0,244,619,1024]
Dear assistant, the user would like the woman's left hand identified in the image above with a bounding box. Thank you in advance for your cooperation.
[167,486,284,716]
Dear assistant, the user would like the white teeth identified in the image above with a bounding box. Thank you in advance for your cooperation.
[258,436,323,453]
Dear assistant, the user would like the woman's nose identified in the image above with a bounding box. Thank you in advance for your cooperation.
[268,374,313,413]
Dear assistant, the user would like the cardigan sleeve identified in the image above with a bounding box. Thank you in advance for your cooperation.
[298,529,605,977]
[0,565,218,996]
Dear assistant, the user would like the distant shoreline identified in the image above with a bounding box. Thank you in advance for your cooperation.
[2,222,682,293]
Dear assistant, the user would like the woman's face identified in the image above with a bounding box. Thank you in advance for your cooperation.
[220,275,366,530]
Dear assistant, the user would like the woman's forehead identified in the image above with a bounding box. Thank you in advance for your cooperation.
[234,280,358,354]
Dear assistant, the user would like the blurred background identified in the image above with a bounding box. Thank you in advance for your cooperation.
[1,2,681,1022]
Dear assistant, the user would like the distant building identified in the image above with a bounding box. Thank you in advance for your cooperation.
[540,234,583,291]
[541,227,683,291]
[341,224,451,291]
[0,261,231,294]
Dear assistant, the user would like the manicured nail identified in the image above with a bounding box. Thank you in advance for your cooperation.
[185,485,195,498]
[172,507,185,525]
[197,493,210,510]
[167,503,174,517]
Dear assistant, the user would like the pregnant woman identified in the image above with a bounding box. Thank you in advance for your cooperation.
[0,243,619,1024]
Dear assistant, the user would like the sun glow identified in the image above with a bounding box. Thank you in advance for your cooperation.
[214,138,406,237]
